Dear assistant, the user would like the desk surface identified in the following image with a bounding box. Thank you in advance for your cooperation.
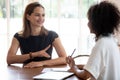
[0,64,79,80]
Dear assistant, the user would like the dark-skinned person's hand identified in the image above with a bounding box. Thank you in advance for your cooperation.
[66,56,78,72]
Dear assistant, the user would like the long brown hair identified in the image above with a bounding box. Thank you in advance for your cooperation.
[22,2,48,38]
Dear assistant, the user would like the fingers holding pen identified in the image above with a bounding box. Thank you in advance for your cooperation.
[66,56,76,68]
[66,48,76,64]
[66,56,71,63]
[66,48,76,63]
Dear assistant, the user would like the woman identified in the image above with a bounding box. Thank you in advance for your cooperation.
[7,2,67,68]
[66,1,120,80]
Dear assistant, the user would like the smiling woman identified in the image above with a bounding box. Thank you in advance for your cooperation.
[26,7,45,28]
[6,2,67,68]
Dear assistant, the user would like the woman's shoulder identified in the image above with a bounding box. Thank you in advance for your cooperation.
[48,30,58,36]
[14,31,23,37]
[48,30,57,34]
[96,35,116,49]
[47,30,59,39]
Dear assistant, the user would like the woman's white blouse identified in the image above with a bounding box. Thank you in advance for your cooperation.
[84,34,120,80]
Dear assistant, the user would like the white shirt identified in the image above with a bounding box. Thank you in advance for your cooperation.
[84,34,120,80]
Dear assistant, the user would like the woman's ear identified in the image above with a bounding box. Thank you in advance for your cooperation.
[26,14,30,20]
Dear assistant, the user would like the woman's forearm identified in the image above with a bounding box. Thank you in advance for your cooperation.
[73,67,94,80]
[40,57,67,66]
[7,54,30,65]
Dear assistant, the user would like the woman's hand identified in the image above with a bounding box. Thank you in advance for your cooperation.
[32,45,51,58]
[24,62,43,68]
[66,56,75,67]
[66,56,77,72]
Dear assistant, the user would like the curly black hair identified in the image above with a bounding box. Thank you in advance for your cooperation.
[87,1,120,41]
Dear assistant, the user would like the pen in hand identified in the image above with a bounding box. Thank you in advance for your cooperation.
[67,49,76,65]
[70,48,76,57]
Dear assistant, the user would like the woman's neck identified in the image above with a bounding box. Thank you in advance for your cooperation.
[31,27,41,36]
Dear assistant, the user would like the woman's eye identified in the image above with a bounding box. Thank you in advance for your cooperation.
[42,14,45,17]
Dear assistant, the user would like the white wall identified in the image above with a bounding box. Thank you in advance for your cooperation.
[102,0,120,11]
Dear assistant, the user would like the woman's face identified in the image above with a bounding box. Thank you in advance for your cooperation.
[27,6,45,27]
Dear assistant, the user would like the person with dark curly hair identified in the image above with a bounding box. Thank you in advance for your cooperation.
[66,1,120,80]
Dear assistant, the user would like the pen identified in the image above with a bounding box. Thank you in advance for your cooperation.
[70,48,76,57]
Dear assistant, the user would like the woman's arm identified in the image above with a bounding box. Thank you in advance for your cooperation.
[72,66,95,80]
[24,37,67,68]
[7,38,51,65]
[66,56,95,80]
[24,57,66,68]
[7,38,30,65]
[42,37,67,66]
[52,37,67,57]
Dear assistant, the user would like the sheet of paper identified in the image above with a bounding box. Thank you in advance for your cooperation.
[51,66,70,72]
[42,65,70,72]
[41,68,53,73]
[33,71,74,80]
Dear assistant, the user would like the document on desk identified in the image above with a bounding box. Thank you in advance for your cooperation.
[33,71,74,80]
[51,66,70,72]
[41,66,70,73]
[33,65,74,80]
